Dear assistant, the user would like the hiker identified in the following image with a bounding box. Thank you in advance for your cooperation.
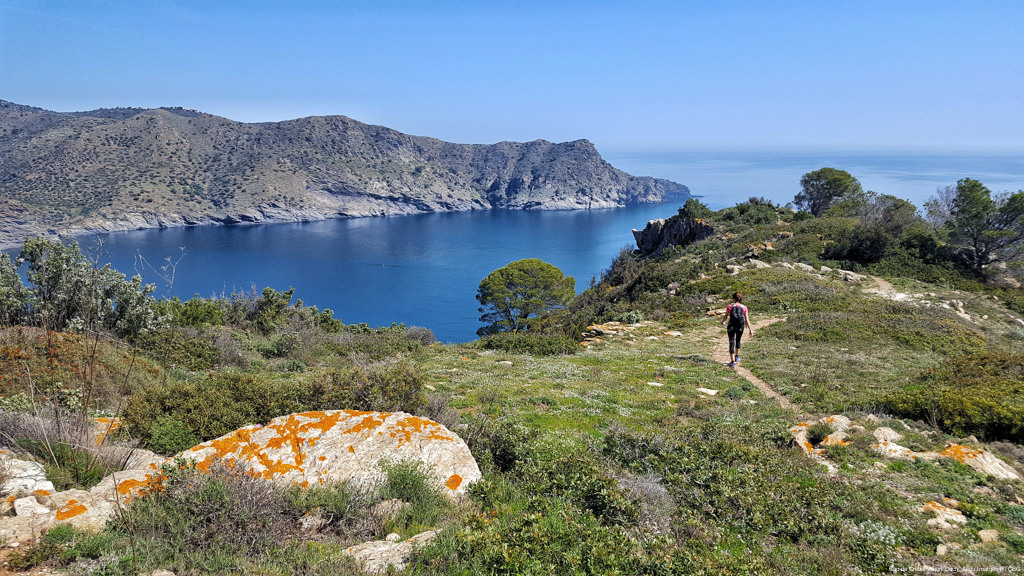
[722,292,752,368]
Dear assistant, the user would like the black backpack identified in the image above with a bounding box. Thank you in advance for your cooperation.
[728,304,745,329]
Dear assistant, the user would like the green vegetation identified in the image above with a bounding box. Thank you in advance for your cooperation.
[0,171,1022,574]
[476,258,575,336]
[795,167,865,216]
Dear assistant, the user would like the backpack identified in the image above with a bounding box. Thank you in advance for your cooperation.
[728,304,745,328]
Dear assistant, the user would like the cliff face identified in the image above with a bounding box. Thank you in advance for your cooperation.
[0,101,689,247]
[633,211,716,255]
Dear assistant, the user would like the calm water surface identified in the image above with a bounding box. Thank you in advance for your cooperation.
[60,149,1024,342]
[79,203,684,343]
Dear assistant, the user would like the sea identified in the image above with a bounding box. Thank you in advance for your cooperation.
[33,149,1024,343]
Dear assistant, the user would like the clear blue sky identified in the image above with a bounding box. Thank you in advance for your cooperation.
[2,0,1023,152]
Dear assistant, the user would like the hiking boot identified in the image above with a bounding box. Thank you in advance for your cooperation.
[727,361,736,368]
[735,357,740,363]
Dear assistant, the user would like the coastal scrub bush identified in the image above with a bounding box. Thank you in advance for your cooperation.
[134,326,221,370]
[882,352,1024,442]
[477,332,580,356]
[145,416,199,455]
[300,363,427,414]
[380,460,451,536]
[123,373,305,444]
[126,363,427,445]
[110,463,291,573]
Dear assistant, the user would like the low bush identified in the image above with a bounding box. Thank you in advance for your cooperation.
[125,363,427,445]
[477,332,580,356]
[110,463,292,573]
[134,327,221,370]
[882,352,1024,442]
[380,460,451,536]
[145,416,200,455]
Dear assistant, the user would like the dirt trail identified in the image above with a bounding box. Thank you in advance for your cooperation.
[707,317,798,411]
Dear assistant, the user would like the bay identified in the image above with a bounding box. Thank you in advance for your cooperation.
[21,148,1024,343]
[76,202,685,343]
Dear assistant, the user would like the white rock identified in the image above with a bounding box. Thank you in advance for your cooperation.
[13,497,49,517]
[822,415,852,432]
[922,501,967,530]
[775,262,795,269]
[647,382,664,387]
[695,388,718,396]
[183,410,481,498]
[978,529,999,543]
[872,427,904,443]
[344,530,437,574]
[747,259,772,269]
[820,265,833,273]
[794,263,816,272]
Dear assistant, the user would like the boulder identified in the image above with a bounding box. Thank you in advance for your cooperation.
[0,450,55,497]
[794,263,816,272]
[746,259,771,269]
[978,529,1000,543]
[343,530,438,574]
[940,444,1021,480]
[822,415,852,432]
[0,467,162,544]
[922,500,966,530]
[872,427,904,443]
[182,410,481,498]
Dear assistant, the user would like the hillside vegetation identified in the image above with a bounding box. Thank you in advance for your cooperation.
[0,100,687,248]
[1,174,1023,574]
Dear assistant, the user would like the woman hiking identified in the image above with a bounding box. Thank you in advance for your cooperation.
[722,292,752,368]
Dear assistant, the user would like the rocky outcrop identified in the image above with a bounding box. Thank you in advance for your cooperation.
[182,410,481,498]
[0,411,480,545]
[633,211,715,256]
[0,100,689,249]
[344,530,438,574]
[0,455,163,544]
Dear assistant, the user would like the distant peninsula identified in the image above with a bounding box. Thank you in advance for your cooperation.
[0,100,689,248]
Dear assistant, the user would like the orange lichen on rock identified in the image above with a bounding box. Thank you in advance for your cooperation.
[93,417,123,445]
[940,444,983,463]
[347,446,355,453]
[34,489,51,497]
[342,413,388,436]
[392,416,454,445]
[115,474,163,502]
[56,499,88,521]
[446,474,463,490]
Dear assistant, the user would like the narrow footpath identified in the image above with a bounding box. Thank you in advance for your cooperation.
[708,317,799,411]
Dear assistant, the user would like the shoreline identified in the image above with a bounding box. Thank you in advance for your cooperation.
[0,195,687,251]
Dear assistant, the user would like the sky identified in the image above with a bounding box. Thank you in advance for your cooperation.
[2,0,1023,153]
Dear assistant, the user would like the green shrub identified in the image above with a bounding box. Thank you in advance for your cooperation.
[380,460,450,536]
[7,524,114,569]
[882,352,1024,442]
[145,416,200,455]
[518,453,639,526]
[300,363,427,414]
[126,363,427,445]
[123,373,305,444]
[806,422,833,446]
[477,332,580,355]
[134,327,222,370]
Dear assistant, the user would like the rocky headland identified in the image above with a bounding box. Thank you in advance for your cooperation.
[0,100,689,248]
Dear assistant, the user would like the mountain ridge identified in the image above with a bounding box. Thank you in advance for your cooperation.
[0,100,688,248]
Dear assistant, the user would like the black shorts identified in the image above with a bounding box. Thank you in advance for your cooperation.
[727,325,744,355]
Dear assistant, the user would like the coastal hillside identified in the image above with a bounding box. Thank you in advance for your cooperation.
[0,182,1022,573]
[0,100,688,248]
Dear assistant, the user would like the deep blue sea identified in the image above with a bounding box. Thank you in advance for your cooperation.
[38,150,1024,342]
